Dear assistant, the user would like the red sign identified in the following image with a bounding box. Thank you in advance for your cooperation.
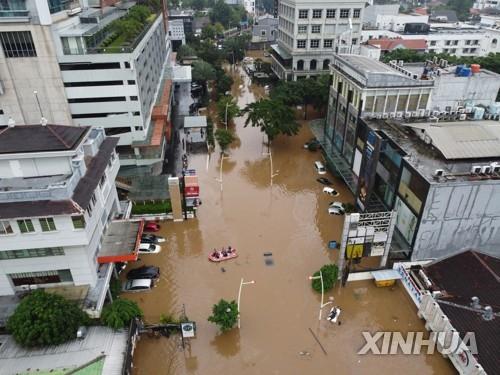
[185,186,199,197]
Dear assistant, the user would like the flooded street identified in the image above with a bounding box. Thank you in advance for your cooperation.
[127,67,455,375]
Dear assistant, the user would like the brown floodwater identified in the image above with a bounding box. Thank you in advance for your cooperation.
[126,67,456,375]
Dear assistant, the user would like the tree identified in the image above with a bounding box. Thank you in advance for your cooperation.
[192,60,216,82]
[217,96,240,125]
[214,128,235,152]
[191,0,206,11]
[176,44,197,61]
[223,35,250,63]
[209,0,233,28]
[311,264,339,293]
[7,290,88,347]
[128,5,151,23]
[101,299,143,330]
[243,99,300,146]
[208,299,238,332]
[214,22,225,36]
[197,41,225,65]
[215,68,233,97]
[201,24,216,40]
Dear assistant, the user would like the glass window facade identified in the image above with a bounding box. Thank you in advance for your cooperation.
[0,247,64,260]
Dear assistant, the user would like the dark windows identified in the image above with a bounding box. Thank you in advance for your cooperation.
[17,219,34,233]
[127,80,136,84]
[298,9,308,18]
[0,31,36,58]
[64,81,123,87]
[9,269,72,286]
[59,62,120,70]
[340,9,349,18]
[0,247,64,260]
[298,25,307,33]
[297,40,306,48]
[105,127,131,136]
[311,25,321,33]
[326,9,336,18]
[0,221,13,235]
[39,217,56,232]
[310,39,320,48]
[130,96,138,101]
[353,8,361,18]
[310,59,317,70]
[297,60,304,70]
[124,61,131,68]
[71,215,86,229]
[71,112,128,119]
[312,9,322,18]
[68,96,127,103]
[324,39,333,48]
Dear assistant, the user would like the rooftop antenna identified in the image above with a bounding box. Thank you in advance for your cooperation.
[40,117,48,126]
[7,117,15,128]
[482,306,494,321]
[470,296,481,309]
[33,90,44,119]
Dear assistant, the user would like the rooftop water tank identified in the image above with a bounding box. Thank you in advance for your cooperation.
[455,65,463,76]
[459,67,471,77]
[471,64,481,74]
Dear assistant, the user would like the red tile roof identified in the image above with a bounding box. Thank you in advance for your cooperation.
[367,38,427,51]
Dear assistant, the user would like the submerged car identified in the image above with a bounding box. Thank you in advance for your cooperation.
[141,234,165,244]
[138,243,162,254]
[304,138,320,151]
[317,177,332,185]
[323,186,340,196]
[127,266,160,280]
[328,201,345,215]
[123,278,154,293]
[144,221,160,232]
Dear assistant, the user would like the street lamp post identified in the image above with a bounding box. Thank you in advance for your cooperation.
[225,101,229,130]
[215,153,228,192]
[308,271,333,321]
[237,278,255,329]
[262,148,279,186]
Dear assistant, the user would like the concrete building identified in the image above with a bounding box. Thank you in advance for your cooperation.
[0,0,173,167]
[270,0,365,80]
[366,38,427,56]
[251,14,278,46]
[311,54,500,261]
[0,124,140,314]
[169,18,185,51]
[169,9,194,34]
[363,4,429,32]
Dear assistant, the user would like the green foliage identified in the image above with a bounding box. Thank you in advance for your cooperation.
[223,35,250,63]
[192,60,216,82]
[197,41,225,64]
[109,278,122,299]
[101,299,143,330]
[311,264,339,293]
[132,200,172,214]
[217,96,240,125]
[432,0,473,21]
[191,0,206,10]
[177,44,197,61]
[210,0,233,28]
[208,299,238,332]
[344,202,356,214]
[215,128,235,152]
[7,290,88,347]
[243,99,300,142]
[215,68,234,98]
[201,24,217,40]
[207,116,215,147]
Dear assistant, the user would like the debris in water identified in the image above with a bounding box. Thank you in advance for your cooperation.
[221,267,226,273]
[299,351,310,356]
[263,252,272,256]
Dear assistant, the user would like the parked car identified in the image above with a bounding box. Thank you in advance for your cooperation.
[323,186,340,196]
[314,161,327,175]
[138,243,162,254]
[144,221,160,232]
[263,52,271,57]
[317,177,332,185]
[304,138,320,151]
[328,201,345,215]
[141,234,165,244]
[127,266,160,280]
[123,278,154,293]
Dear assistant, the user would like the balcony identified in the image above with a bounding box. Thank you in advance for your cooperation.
[48,0,81,15]
[0,0,29,22]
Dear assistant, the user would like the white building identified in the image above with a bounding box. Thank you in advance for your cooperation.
[169,18,185,50]
[473,0,500,10]
[0,124,139,315]
[362,4,429,32]
[271,0,365,80]
[0,0,173,167]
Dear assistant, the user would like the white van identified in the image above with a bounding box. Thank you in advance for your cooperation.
[314,161,326,175]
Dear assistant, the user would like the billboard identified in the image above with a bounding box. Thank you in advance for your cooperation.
[356,130,383,211]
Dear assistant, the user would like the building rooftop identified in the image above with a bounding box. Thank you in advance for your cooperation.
[184,116,207,128]
[97,220,143,263]
[0,200,81,220]
[367,38,427,51]
[0,124,90,155]
[0,327,128,375]
[365,118,500,182]
[332,54,434,88]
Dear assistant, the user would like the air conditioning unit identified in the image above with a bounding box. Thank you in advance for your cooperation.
[481,165,492,174]
[459,113,467,120]
[459,108,465,114]
[389,112,395,118]
[429,116,439,123]
[450,111,456,116]
[445,106,452,112]
[418,109,426,117]
[439,111,447,118]
[396,112,403,118]
[434,169,445,177]
[382,113,389,119]
[405,112,411,118]
[411,111,418,117]
[471,165,482,174]
[67,6,82,15]
[492,164,500,173]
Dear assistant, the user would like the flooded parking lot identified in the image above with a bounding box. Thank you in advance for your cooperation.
[125,67,455,375]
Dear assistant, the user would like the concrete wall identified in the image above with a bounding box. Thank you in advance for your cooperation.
[412,180,500,260]
[0,24,72,125]
[362,4,399,27]
[0,155,73,179]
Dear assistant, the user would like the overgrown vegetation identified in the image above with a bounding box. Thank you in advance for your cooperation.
[101,299,143,330]
[7,290,89,347]
[208,299,238,332]
[132,200,172,215]
[215,128,235,152]
[311,264,339,293]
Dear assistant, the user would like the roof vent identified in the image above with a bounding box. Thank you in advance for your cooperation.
[470,296,481,309]
[40,117,48,126]
[482,306,494,321]
[7,117,15,127]
[77,326,88,339]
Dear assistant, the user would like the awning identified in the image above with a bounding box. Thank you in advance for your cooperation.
[172,65,192,83]
[371,269,402,281]
[270,44,292,60]
[97,220,143,263]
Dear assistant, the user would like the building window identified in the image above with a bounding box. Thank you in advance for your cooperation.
[0,31,37,58]
[326,9,336,18]
[430,41,436,46]
[340,9,349,18]
[0,221,13,235]
[312,9,322,18]
[99,174,107,189]
[323,59,330,70]
[298,25,307,33]
[261,30,266,36]
[17,219,35,233]
[324,39,333,48]
[127,80,136,85]
[130,96,138,101]
[39,218,56,232]
[353,9,361,18]
[310,39,320,48]
[297,40,306,48]
[297,60,304,70]
[298,9,308,19]
[310,59,317,70]
[9,269,72,286]
[0,247,65,260]
[72,215,86,229]
[352,38,357,45]
[311,25,321,33]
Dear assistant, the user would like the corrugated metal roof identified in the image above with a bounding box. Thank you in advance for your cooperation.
[410,121,500,159]
[184,116,207,128]
[0,327,127,375]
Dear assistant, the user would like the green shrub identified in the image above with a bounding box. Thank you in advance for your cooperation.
[7,290,89,347]
[101,299,143,330]
[311,264,339,293]
[132,200,172,215]
[208,299,238,332]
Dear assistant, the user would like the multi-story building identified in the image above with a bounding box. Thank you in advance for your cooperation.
[311,54,500,261]
[0,0,173,167]
[0,124,140,315]
[169,18,185,51]
[251,14,278,47]
[270,0,365,80]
